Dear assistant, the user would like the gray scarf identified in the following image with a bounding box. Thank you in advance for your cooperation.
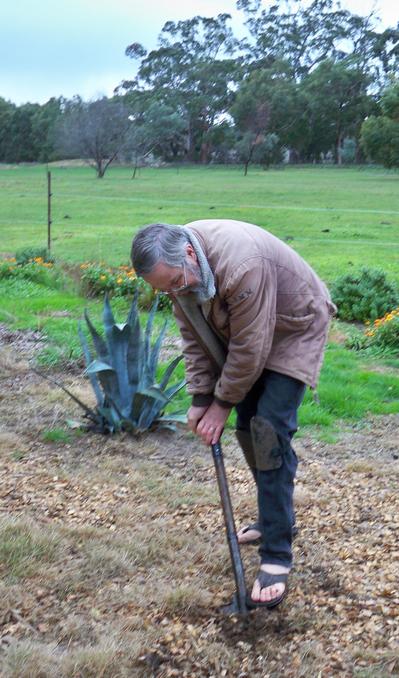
[181,227,216,301]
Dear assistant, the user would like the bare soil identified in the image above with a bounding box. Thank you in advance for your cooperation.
[0,326,398,677]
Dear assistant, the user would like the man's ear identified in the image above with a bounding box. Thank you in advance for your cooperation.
[186,243,198,263]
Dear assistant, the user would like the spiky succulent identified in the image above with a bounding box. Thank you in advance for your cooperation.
[76,293,186,433]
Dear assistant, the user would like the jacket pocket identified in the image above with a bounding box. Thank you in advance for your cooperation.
[275,312,315,332]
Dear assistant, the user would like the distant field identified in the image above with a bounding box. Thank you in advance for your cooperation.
[1,163,399,286]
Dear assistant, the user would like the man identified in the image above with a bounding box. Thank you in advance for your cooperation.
[131,219,335,608]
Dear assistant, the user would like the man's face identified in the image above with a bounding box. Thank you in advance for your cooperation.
[142,246,201,296]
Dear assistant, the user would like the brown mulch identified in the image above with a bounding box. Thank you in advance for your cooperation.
[0,333,398,677]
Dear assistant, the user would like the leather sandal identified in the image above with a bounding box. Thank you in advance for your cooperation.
[237,523,298,546]
[246,570,289,609]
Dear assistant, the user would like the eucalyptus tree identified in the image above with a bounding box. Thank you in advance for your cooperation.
[0,97,15,161]
[7,103,42,162]
[236,0,398,85]
[31,97,63,162]
[360,81,399,168]
[122,14,242,163]
[125,99,187,175]
[300,59,374,163]
[237,0,351,79]
[230,62,305,169]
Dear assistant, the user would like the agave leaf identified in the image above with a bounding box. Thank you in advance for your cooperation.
[139,390,171,429]
[103,293,115,331]
[137,404,163,431]
[157,413,187,423]
[139,385,169,405]
[156,422,178,432]
[86,359,114,374]
[97,406,118,433]
[143,296,159,371]
[103,295,130,392]
[126,293,142,394]
[84,310,109,361]
[78,323,104,407]
[130,391,157,425]
[87,361,121,411]
[32,369,100,424]
[163,378,186,400]
[147,318,168,384]
[104,322,132,414]
[159,355,184,390]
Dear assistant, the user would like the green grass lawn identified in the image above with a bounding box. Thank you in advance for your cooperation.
[1,163,398,285]
[1,163,399,435]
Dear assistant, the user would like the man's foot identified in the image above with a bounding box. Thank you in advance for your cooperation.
[237,522,261,545]
[237,523,298,546]
[248,563,289,608]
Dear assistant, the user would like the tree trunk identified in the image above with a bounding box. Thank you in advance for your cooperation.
[200,141,210,164]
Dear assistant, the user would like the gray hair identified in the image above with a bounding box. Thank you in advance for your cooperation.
[131,223,189,274]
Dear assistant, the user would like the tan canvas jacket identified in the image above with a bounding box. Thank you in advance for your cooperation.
[173,219,336,406]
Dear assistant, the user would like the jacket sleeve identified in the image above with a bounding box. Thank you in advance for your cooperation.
[214,257,277,405]
[173,301,219,398]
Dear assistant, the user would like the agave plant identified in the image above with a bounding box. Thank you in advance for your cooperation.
[75,293,186,433]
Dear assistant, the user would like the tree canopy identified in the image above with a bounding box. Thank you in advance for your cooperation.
[1,0,399,170]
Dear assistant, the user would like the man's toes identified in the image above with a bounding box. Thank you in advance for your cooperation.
[250,580,261,602]
[251,582,284,602]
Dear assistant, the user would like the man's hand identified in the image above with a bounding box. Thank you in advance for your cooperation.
[195,401,232,446]
[187,405,209,434]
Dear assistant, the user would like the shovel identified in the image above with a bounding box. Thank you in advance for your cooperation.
[211,440,250,616]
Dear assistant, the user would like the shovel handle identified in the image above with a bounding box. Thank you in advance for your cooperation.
[211,441,248,614]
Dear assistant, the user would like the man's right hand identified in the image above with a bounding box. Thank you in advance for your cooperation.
[187,405,209,434]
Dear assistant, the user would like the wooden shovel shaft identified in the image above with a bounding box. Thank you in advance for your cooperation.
[211,442,248,614]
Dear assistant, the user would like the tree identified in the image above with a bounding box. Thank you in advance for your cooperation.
[230,63,304,168]
[57,97,131,177]
[0,97,61,163]
[0,98,15,161]
[31,97,63,163]
[129,101,187,167]
[237,0,399,97]
[360,81,399,168]
[7,103,42,162]
[300,59,374,163]
[235,131,282,174]
[122,14,242,163]
[237,0,352,79]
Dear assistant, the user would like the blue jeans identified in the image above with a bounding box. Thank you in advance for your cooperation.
[236,370,306,568]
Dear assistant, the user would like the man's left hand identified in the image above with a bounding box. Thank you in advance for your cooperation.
[195,401,232,446]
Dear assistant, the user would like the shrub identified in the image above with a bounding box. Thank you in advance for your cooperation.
[79,262,172,311]
[346,307,399,355]
[364,308,399,351]
[331,267,399,322]
[0,257,61,289]
[15,246,53,265]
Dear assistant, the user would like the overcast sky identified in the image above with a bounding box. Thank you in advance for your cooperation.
[1,0,397,105]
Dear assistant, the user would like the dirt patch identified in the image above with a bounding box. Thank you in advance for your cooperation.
[0,330,398,677]
[0,324,45,361]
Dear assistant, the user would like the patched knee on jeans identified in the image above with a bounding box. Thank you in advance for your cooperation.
[250,416,283,471]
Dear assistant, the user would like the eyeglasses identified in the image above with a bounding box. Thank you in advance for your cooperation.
[167,262,191,295]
